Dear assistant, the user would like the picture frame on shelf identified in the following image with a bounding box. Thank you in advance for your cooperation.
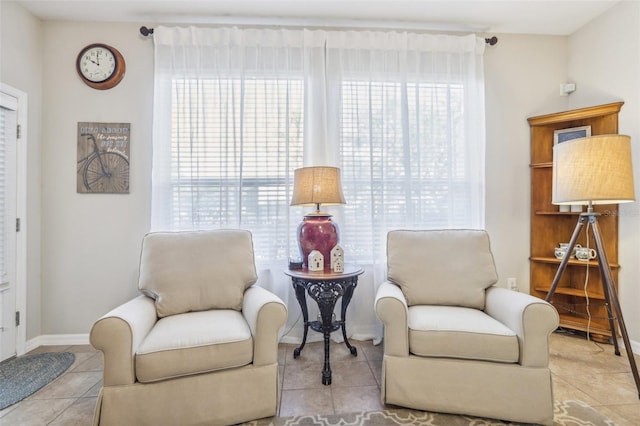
[553,125,591,145]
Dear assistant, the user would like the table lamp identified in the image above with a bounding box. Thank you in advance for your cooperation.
[549,134,640,397]
[290,166,346,269]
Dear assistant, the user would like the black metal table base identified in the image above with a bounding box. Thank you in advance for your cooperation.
[291,275,359,385]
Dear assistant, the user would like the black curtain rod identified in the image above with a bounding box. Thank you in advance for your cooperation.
[139,26,498,45]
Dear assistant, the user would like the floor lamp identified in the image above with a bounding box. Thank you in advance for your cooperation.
[549,134,640,398]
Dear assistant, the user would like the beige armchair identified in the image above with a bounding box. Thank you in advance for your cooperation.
[90,230,287,426]
[375,229,559,425]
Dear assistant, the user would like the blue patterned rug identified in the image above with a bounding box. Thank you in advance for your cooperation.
[0,352,75,410]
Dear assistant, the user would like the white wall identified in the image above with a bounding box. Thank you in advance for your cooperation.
[484,33,568,291]
[40,21,153,333]
[568,0,640,343]
[0,1,43,340]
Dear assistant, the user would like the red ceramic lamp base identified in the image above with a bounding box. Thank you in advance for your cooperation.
[297,215,339,269]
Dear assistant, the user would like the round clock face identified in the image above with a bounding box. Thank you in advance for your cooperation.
[76,44,125,90]
[79,46,116,82]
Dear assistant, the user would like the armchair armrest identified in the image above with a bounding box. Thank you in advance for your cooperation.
[243,285,287,366]
[374,281,409,357]
[90,295,157,386]
[485,287,559,367]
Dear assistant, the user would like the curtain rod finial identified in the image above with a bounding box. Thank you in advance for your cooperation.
[140,26,154,37]
[485,36,498,46]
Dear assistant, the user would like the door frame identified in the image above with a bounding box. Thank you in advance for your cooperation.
[1,82,28,357]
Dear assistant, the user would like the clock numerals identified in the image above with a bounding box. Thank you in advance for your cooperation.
[76,43,125,89]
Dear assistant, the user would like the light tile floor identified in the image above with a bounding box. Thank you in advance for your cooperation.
[1,330,639,425]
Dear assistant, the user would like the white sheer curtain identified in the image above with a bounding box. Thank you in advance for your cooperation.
[324,32,486,340]
[152,26,486,344]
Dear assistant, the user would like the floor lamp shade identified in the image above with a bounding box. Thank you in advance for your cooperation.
[552,135,635,205]
[291,167,346,268]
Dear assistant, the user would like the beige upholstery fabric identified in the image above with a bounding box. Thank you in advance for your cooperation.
[138,229,258,317]
[485,286,559,368]
[90,295,157,386]
[383,355,554,425]
[387,229,498,309]
[408,305,519,363]
[96,364,278,426]
[135,310,253,383]
[375,229,559,426]
[90,230,287,425]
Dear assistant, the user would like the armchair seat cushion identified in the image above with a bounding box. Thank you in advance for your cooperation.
[408,306,519,363]
[135,310,253,383]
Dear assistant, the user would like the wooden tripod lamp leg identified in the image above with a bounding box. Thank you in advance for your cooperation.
[590,216,640,398]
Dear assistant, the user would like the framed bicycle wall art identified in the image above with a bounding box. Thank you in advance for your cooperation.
[77,122,130,194]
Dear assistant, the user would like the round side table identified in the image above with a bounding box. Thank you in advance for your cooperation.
[284,265,364,385]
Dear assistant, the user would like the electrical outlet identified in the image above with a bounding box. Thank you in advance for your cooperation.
[507,277,518,291]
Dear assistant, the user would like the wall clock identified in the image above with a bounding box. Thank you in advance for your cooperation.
[76,43,126,90]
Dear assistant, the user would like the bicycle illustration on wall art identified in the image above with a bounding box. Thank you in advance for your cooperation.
[77,122,130,194]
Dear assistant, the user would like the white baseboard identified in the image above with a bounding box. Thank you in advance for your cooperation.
[25,334,90,353]
[621,338,640,356]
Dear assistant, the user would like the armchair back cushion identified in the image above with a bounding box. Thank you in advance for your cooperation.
[139,230,258,317]
[387,229,498,309]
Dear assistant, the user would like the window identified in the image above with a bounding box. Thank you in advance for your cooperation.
[153,27,485,267]
[169,77,304,259]
[340,80,473,262]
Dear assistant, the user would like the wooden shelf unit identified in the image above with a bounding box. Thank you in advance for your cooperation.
[527,102,623,343]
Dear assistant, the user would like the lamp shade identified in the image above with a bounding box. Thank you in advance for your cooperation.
[552,134,635,205]
[290,166,346,208]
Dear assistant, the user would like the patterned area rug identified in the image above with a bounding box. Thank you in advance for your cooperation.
[0,352,75,410]
[242,400,615,425]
